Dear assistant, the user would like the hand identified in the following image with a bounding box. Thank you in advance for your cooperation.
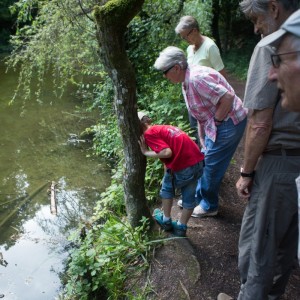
[236,176,253,199]
[200,136,206,150]
[138,135,148,155]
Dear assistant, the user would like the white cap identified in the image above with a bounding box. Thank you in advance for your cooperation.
[258,9,300,47]
[138,111,147,121]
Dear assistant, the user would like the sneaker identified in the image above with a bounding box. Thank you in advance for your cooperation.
[191,205,218,218]
[177,199,183,208]
[153,208,173,231]
[217,293,234,300]
[172,221,187,237]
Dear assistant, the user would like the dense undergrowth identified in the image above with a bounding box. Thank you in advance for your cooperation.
[64,216,166,300]
[4,0,254,299]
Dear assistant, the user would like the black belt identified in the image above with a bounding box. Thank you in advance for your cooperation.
[265,149,300,156]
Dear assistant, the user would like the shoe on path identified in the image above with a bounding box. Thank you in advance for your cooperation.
[191,205,218,218]
[153,208,173,231]
[172,221,187,237]
[178,201,218,218]
[217,293,234,300]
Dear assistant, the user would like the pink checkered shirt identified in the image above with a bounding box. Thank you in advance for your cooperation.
[182,66,247,142]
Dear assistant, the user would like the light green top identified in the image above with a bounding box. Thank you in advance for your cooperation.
[186,36,224,71]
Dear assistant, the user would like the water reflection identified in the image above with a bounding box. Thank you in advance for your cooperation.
[0,58,110,299]
[0,206,68,299]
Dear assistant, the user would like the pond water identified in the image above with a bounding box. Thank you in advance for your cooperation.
[0,58,111,299]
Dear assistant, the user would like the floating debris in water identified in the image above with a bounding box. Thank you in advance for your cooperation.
[67,133,86,146]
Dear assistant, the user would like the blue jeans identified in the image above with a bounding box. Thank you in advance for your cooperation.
[160,162,203,209]
[197,118,247,211]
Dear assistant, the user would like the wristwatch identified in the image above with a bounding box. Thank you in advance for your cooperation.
[240,167,256,178]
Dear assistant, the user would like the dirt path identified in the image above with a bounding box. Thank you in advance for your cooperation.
[143,75,300,300]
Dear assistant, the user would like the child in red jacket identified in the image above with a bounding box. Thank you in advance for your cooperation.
[138,112,204,236]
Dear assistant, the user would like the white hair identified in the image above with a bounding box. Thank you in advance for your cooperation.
[175,16,200,34]
[153,46,188,72]
[240,0,299,17]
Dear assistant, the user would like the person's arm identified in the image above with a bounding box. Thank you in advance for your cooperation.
[208,43,225,75]
[138,135,172,158]
[214,91,234,122]
[236,108,273,198]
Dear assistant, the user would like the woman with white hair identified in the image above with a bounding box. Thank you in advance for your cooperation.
[175,16,226,77]
[154,46,247,217]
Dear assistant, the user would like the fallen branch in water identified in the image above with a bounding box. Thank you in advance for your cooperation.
[61,111,90,120]
[0,182,48,229]
[50,181,57,215]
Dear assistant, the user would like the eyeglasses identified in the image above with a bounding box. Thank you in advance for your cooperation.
[271,51,300,68]
[181,28,194,40]
[163,65,175,75]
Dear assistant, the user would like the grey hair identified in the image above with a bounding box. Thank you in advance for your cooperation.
[175,16,200,34]
[240,0,300,17]
[154,46,188,72]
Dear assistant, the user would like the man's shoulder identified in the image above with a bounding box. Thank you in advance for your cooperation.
[251,44,275,62]
[203,36,217,46]
[244,44,278,109]
[202,37,220,52]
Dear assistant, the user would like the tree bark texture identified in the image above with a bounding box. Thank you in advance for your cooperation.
[94,0,152,227]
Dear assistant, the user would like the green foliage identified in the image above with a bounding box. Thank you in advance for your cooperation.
[91,119,122,158]
[87,79,124,159]
[63,215,163,300]
[136,75,192,137]
[9,0,38,24]
[127,0,183,81]
[183,0,212,35]
[144,159,163,202]
[223,44,255,81]
[94,160,126,218]
[7,0,103,102]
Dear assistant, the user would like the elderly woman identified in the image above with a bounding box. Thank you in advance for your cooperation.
[175,16,226,77]
[154,46,247,217]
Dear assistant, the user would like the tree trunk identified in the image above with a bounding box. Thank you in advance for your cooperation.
[223,0,232,52]
[94,0,152,228]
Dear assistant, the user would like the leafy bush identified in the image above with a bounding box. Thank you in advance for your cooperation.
[63,216,164,300]
[94,160,126,218]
